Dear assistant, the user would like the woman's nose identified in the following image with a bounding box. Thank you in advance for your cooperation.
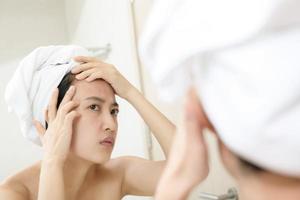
[101,112,117,132]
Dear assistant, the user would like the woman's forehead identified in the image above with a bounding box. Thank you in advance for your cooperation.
[72,79,116,102]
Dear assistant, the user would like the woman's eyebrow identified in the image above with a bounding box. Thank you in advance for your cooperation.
[112,102,119,108]
[84,96,105,103]
[84,96,118,107]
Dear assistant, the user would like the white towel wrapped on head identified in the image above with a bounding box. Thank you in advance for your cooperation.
[139,0,300,178]
[5,45,91,146]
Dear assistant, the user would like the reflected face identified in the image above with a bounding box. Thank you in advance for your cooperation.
[70,79,119,164]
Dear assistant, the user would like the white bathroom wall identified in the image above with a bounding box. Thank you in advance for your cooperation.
[0,0,68,180]
[0,0,68,63]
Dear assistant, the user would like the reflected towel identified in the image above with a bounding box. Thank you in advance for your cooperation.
[5,45,91,146]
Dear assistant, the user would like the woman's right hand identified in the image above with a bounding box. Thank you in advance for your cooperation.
[33,86,81,164]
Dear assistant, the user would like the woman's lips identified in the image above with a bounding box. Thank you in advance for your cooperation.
[99,137,114,147]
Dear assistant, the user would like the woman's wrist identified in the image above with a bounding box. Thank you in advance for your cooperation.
[155,172,196,200]
[123,86,140,101]
[42,156,65,169]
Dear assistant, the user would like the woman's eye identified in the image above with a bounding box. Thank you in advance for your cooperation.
[111,109,119,116]
[89,104,100,111]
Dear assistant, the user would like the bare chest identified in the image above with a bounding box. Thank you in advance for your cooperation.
[27,173,123,200]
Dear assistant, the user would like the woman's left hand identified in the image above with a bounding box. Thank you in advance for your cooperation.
[154,88,210,200]
[71,56,135,99]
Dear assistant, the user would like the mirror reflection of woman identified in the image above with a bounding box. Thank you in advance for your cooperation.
[0,51,175,200]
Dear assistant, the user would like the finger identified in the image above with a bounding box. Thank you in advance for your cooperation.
[188,87,215,133]
[184,106,205,145]
[64,111,81,133]
[184,91,209,161]
[86,70,106,82]
[57,111,81,145]
[184,90,208,150]
[184,92,204,136]
[57,101,79,120]
[73,56,99,64]
[71,62,96,74]
[55,111,79,152]
[48,88,59,122]
[75,68,98,80]
[59,86,76,108]
[33,119,46,138]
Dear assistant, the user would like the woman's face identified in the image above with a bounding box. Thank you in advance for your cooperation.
[69,79,119,163]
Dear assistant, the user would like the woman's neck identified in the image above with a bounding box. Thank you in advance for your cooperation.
[62,153,98,199]
[238,172,300,200]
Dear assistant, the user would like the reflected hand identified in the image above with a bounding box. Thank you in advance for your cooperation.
[33,86,81,164]
[155,88,209,200]
[71,56,135,99]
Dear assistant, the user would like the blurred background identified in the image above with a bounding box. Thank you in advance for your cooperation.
[0,0,236,199]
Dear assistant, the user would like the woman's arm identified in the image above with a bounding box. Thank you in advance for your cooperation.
[0,161,66,200]
[33,86,81,200]
[38,159,65,200]
[124,87,175,156]
[72,56,176,157]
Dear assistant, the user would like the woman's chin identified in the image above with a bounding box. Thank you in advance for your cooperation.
[70,145,113,164]
[88,153,112,164]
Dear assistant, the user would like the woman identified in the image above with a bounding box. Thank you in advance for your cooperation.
[0,51,175,200]
[139,0,300,199]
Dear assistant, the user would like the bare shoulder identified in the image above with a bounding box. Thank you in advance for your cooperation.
[0,161,41,200]
[109,156,163,168]
[96,157,148,183]
[0,176,29,200]
[104,156,147,172]
[97,157,132,177]
[106,156,165,196]
[103,156,163,182]
[0,182,28,200]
